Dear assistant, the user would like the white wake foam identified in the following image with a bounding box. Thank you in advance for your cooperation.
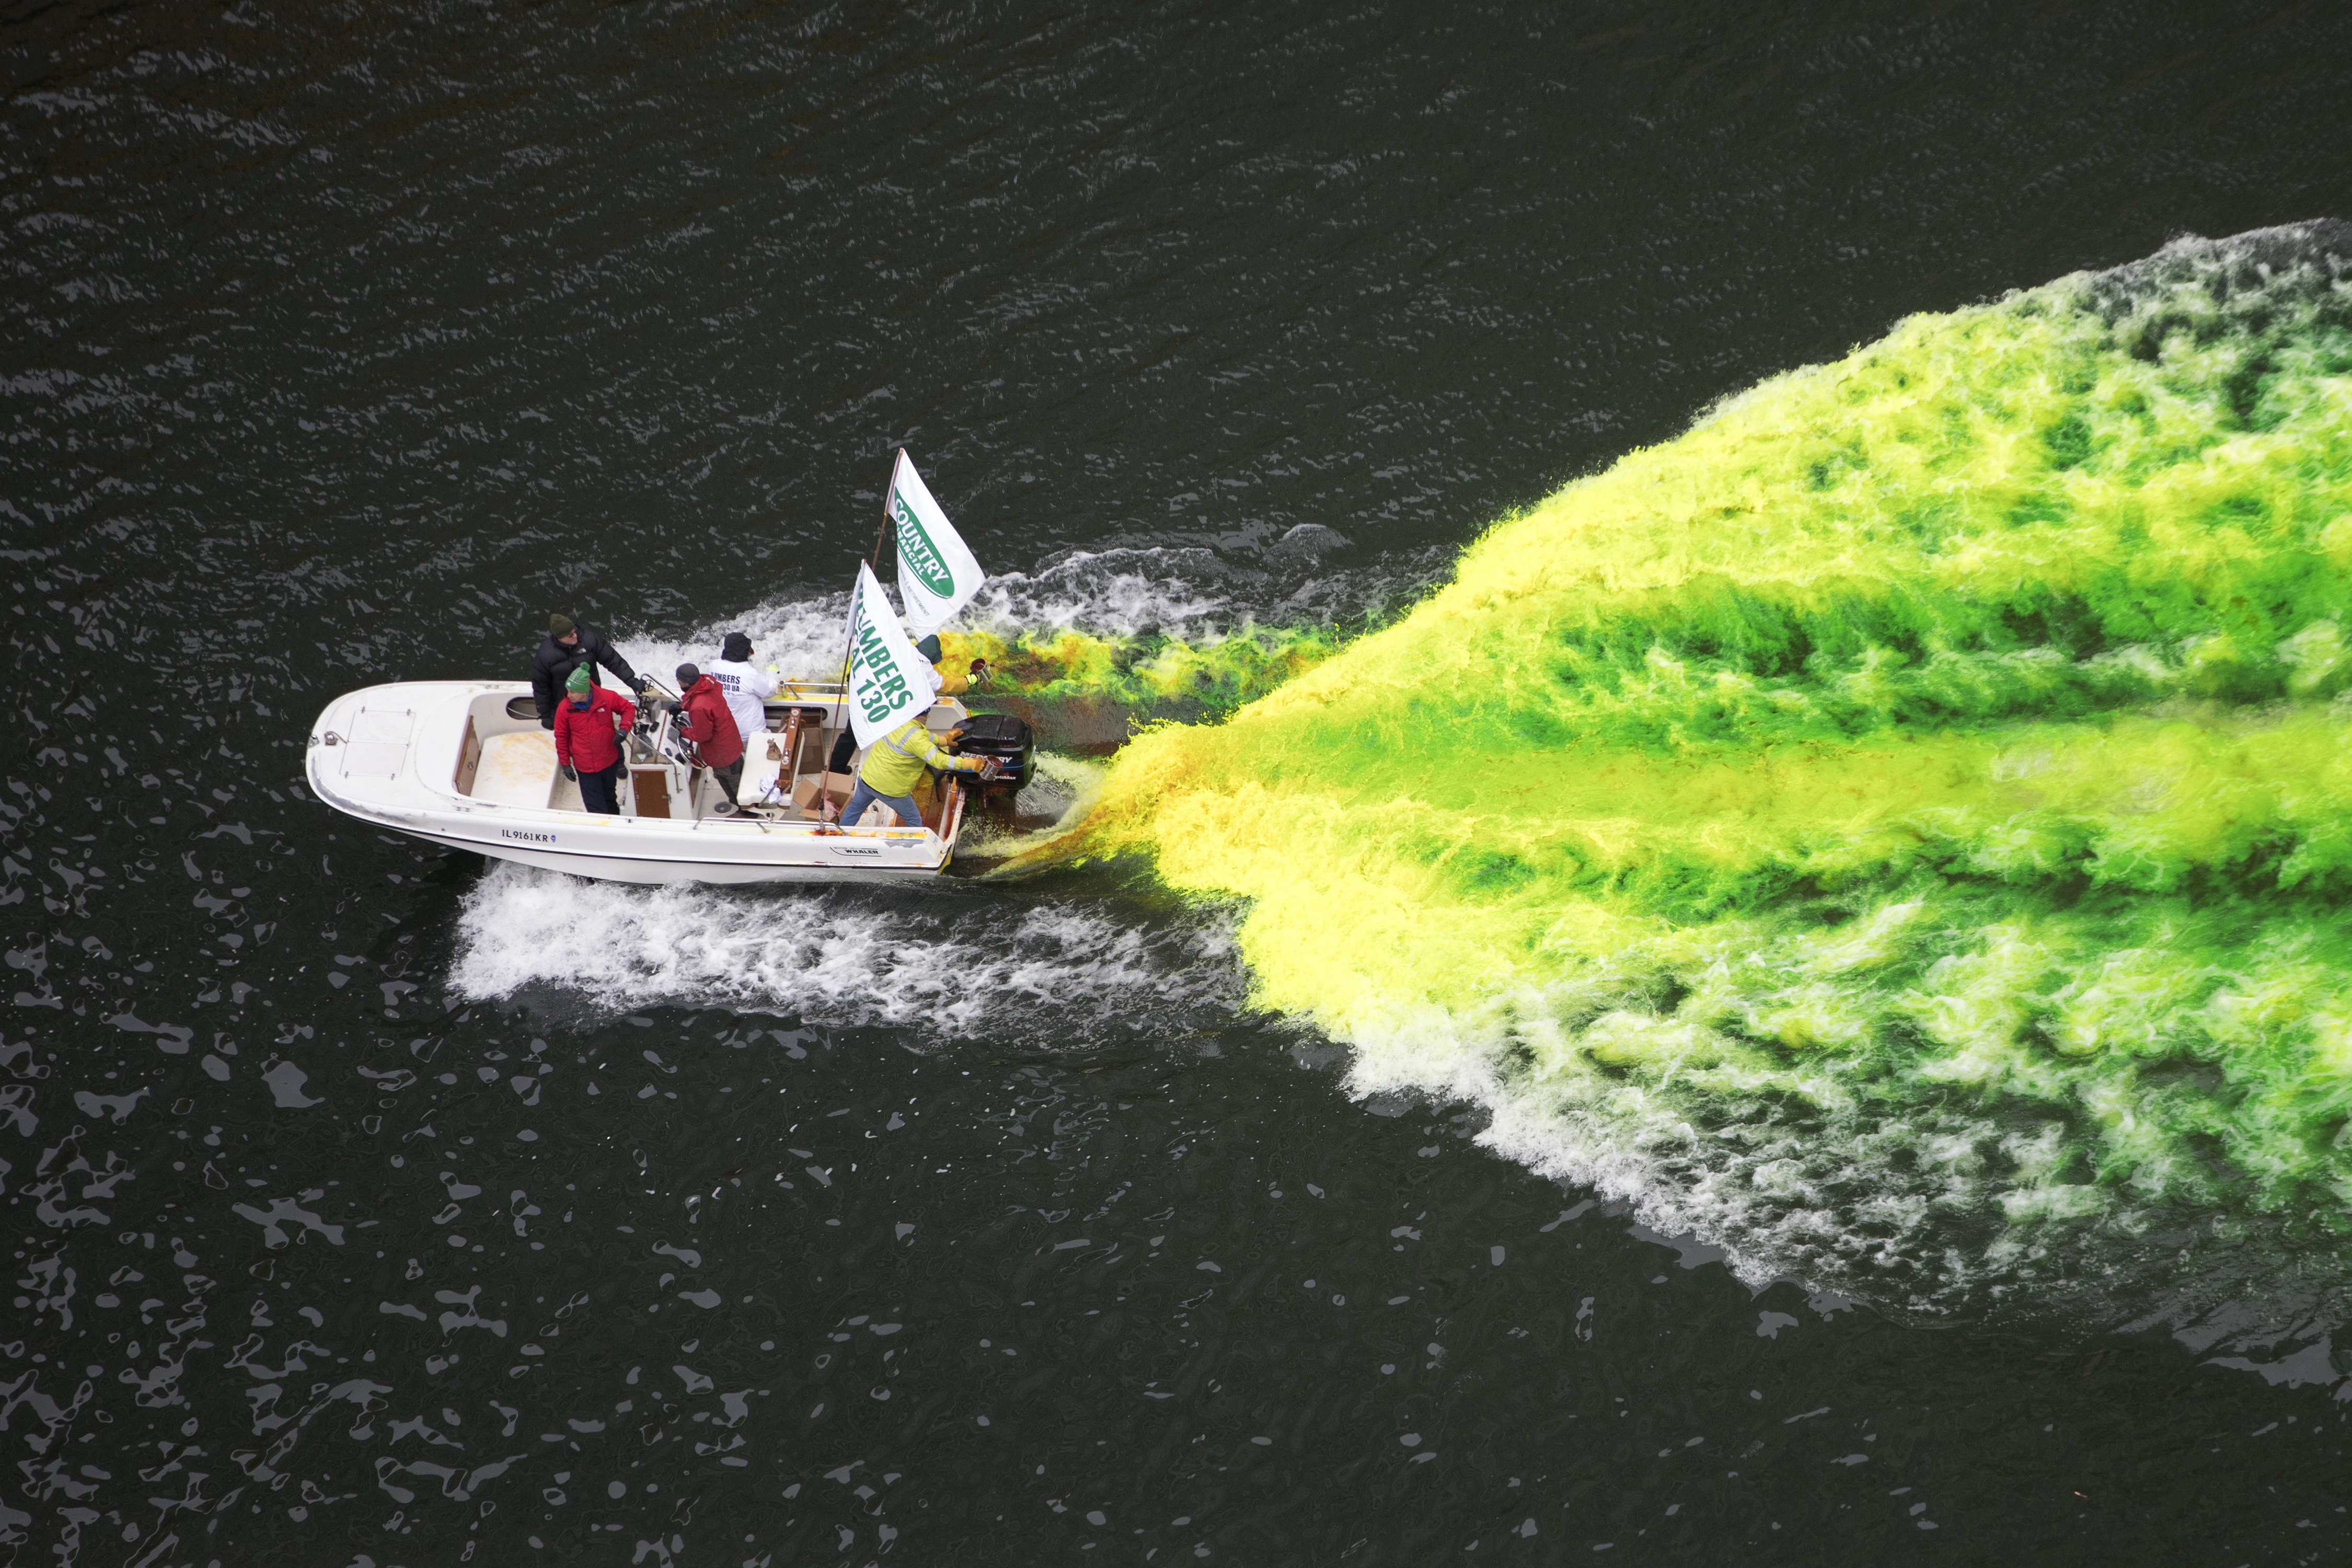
[1328,978,2352,1351]
[618,548,1246,684]
[614,540,1446,685]
[449,862,1239,1044]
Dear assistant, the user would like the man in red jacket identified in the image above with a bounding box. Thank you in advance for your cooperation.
[552,664,638,815]
[673,663,746,817]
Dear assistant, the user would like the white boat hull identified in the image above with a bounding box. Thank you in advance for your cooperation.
[304,681,971,886]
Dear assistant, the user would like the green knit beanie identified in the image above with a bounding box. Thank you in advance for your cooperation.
[549,612,576,638]
[566,665,594,696]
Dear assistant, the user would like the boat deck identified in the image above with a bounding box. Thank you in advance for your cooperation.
[455,691,954,828]
[475,730,559,809]
[306,680,976,884]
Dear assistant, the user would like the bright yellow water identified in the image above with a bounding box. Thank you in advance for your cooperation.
[1045,232,2352,1310]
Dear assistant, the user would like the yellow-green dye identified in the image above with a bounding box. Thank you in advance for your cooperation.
[938,622,1345,714]
[1058,232,2352,1309]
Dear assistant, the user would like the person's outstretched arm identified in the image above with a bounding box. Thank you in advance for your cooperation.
[905,724,984,774]
[592,631,640,691]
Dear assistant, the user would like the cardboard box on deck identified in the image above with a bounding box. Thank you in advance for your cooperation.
[791,772,856,814]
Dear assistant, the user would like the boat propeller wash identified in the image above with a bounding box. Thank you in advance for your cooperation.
[1053,223,2352,1322]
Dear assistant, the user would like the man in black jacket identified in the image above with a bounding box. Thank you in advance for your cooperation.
[531,613,644,729]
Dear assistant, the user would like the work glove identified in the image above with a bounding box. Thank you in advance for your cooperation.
[560,763,577,782]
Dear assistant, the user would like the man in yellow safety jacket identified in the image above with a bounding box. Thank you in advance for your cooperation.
[832,715,996,829]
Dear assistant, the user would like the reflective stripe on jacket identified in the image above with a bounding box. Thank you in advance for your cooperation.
[855,717,977,797]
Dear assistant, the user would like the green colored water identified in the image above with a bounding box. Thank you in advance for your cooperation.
[1065,229,2352,1315]
[944,620,1346,719]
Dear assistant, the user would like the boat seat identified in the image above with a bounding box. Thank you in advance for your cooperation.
[735,714,829,813]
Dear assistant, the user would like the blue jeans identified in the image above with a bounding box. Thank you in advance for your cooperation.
[836,780,922,830]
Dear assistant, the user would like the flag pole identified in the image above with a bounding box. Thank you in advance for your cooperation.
[871,448,901,570]
[828,451,904,765]
[836,450,902,690]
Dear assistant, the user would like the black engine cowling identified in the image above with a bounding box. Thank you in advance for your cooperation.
[950,712,1034,793]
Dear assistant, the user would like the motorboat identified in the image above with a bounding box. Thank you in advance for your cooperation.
[303,678,1035,885]
[306,449,1044,884]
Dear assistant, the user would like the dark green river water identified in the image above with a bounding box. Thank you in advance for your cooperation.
[7,2,2352,1563]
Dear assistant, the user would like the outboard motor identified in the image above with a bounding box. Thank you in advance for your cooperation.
[950,712,1034,795]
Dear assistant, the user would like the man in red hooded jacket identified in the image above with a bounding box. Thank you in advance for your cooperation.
[673,663,746,816]
[552,663,638,815]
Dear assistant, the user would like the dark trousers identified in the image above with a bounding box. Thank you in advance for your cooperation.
[579,762,622,816]
[710,757,745,809]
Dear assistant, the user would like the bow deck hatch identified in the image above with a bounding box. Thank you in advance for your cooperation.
[342,706,414,779]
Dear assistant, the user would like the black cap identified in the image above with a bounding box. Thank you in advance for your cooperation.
[675,663,700,686]
[722,631,753,661]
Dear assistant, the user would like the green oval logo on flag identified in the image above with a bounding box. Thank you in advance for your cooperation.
[893,493,954,599]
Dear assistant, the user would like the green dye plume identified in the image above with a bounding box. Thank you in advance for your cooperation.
[1068,224,2352,1317]
[940,622,1345,718]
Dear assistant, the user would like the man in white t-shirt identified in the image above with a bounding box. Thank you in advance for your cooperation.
[707,632,778,753]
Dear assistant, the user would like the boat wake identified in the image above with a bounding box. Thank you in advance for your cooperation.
[471,226,2352,1379]
[1058,222,2352,1354]
[616,537,1444,721]
[448,860,1241,1048]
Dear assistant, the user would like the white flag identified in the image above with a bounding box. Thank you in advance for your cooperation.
[842,561,937,751]
[887,449,986,635]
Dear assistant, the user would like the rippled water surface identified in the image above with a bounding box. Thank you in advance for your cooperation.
[8,2,2352,1563]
